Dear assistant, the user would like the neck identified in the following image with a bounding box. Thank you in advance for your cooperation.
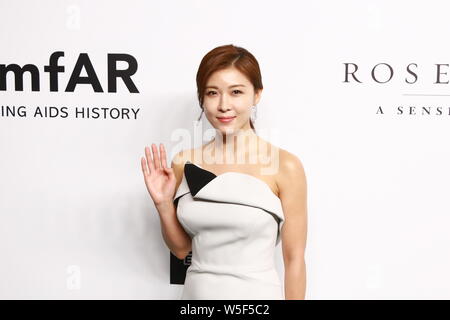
[204,128,260,165]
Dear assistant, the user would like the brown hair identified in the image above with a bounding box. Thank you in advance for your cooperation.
[196,44,263,132]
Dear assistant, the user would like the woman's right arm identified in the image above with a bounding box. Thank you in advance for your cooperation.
[157,200,192,260]
[141,144,192,260]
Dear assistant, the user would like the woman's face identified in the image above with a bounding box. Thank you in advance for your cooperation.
[203,67,261,135]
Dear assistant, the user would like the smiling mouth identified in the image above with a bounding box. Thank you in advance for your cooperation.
[216,116,236,123]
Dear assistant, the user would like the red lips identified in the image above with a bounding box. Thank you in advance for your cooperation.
[217,116,236,123]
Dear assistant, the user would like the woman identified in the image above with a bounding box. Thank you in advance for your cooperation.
[141,44,307,300]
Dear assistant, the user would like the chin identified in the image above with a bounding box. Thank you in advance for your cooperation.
[217,127,236,135]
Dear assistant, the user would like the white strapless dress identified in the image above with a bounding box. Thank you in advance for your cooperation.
[173,161,285,300]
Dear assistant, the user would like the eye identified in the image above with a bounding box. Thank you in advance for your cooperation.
[233,90,243,94]
[206,90,216,96]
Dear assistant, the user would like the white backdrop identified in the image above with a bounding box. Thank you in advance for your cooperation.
[1,0,449,299]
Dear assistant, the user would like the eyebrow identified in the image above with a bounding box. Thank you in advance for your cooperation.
[205,84,246,89]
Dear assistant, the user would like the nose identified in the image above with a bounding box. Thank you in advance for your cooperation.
[218,93,231,111]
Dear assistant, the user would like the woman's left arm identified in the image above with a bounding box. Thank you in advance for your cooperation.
[277,150,308,300]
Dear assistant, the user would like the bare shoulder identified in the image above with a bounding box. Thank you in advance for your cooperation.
[278,147,305,175]
[171,143,211,173]
[258,138,305,178]
[275,147,307,197]
[171,148,195,189]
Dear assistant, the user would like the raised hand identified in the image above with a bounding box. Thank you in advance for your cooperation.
[141,143,177,207]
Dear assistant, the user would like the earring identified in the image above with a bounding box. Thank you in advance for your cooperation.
[195,108,204,126]
[250,105,257,123]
